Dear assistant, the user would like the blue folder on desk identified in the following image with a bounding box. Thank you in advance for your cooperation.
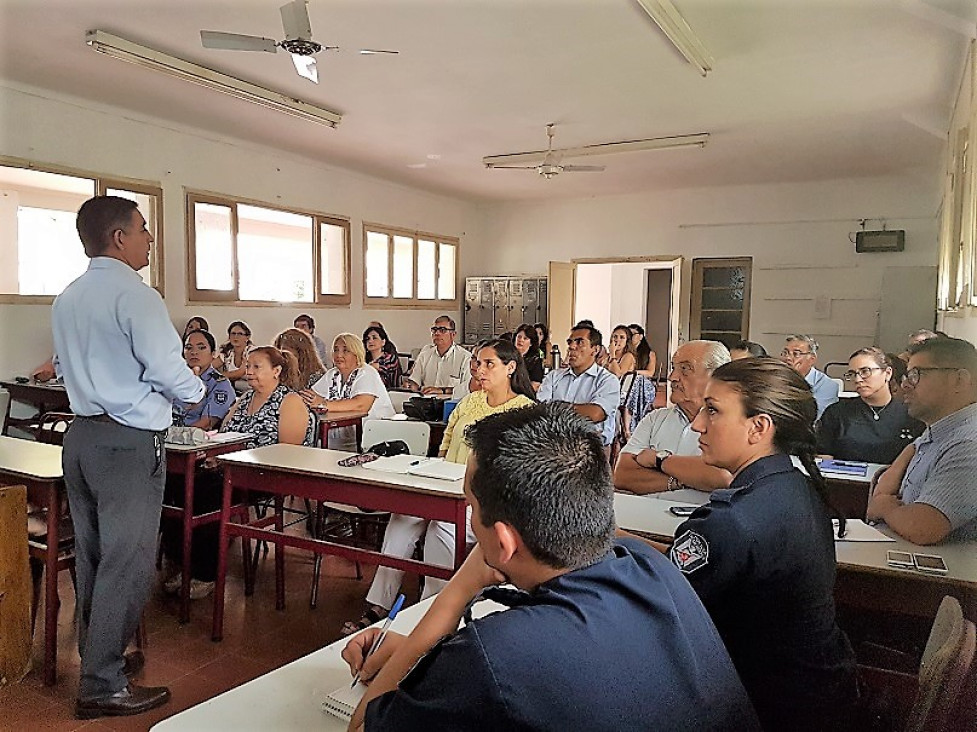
[817,459,869,477]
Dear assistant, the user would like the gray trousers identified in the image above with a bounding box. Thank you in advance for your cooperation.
[62,417,166,700]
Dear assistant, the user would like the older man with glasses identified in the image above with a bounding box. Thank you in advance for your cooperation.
[404,315,472,395]
[781,334,839,418]
[867,336,977,544]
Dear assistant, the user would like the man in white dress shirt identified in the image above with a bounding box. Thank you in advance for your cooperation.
[53,196,205,719]
[405,315,472,395]
[614,340,732,494]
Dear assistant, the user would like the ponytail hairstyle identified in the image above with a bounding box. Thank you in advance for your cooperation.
[479,338,537,401]
[709,357,845,534]
[628,324,653,371]
[249,346,298,391]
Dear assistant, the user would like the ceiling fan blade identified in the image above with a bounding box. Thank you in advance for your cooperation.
[280,0,313,40]
[562,165,606,172]
[291,53,318,83]
[484,164,539,170]
[200,30,278,53]
[358,49,399,55]
[482,151,548,167]
[560,133,709,158]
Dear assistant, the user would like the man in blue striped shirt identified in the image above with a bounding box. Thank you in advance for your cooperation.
[867,337,977,544]
[53,196,204,719]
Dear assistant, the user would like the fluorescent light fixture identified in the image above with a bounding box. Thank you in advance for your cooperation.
[482,133,709,168]
[635,0,714,76]
[85,30,342,128]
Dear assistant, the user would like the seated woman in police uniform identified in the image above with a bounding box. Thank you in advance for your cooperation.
[171,328,236,429]
[667,358,857,732]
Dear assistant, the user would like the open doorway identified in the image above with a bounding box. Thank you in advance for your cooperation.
[549,257,683,386]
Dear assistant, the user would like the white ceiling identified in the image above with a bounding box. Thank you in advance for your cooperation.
[0,0,972,202]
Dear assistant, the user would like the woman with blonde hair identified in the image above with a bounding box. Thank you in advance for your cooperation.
[274,327,326,390]
[301,333,395,450]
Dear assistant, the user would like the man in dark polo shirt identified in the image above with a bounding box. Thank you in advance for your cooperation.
[342,402,758,731]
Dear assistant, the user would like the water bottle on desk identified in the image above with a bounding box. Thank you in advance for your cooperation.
[551,344,561,370]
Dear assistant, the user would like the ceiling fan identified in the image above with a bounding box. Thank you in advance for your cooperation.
[200,0,397,84]
[483,125,710,179]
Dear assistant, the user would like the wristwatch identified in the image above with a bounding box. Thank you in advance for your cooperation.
[655,450,673,472]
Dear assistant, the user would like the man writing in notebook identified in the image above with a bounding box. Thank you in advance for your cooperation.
[342,402,758,731]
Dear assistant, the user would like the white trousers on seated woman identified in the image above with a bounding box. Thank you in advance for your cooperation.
[365,507,475,611]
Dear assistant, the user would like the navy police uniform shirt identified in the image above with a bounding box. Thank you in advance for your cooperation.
[172,367,235,427]
[366,538,759,731]
[670,453,857,732]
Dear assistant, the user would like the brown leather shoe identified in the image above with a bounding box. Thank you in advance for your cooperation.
[123,650,145,677]
[75,684,171,719]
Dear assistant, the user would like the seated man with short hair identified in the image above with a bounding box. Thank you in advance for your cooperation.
[781,334,839,418]
[404,315,472,395]
[342,402,759,731]
[867,336,977,544]
[614,340,733,494]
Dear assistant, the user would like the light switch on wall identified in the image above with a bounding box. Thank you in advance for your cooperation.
[814,295,832,320]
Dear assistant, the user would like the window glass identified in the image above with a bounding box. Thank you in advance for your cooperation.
[17,206,88,295]
[193,202,234,291]
[392,235,414,298]
[237,204,313,302]
[438,243,456,300]
[321,221,347,295]
[366,230,390,297]
[417,239,436,299]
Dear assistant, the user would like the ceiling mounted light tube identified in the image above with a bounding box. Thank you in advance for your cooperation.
[635,0,714,76]
[85,30,342,128]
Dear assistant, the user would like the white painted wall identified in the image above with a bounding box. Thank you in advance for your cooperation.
[0,83,481,378]
[472,171,942,365]
[572,263,613,335]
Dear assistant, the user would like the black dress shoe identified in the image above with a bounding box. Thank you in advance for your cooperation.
[75,684,171,719]
[123,650,145,677]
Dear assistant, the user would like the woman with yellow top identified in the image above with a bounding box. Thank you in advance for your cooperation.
[342,339,535,634]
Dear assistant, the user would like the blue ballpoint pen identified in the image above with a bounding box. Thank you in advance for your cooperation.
[351,594,406,688]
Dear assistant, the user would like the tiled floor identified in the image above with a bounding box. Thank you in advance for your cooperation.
[0,542,417,731]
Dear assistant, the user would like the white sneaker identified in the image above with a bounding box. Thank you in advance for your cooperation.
[189,579,215,600]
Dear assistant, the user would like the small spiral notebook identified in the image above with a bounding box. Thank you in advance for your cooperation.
[321,681,368,722]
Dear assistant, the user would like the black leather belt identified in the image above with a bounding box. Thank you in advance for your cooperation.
[79,414,115,423]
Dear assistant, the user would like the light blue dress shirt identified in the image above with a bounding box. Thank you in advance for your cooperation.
[537,362,620,445]
[53,257,205,431]
[806,368,839,419]
[900,402,977,541]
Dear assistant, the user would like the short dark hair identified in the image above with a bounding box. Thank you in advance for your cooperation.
[185,316,210,334]
[908,336,977,382]
[184,328,217,352]
[294,314,315,331]
[435,315,456,331]
[571,324,602,348]
[76,195,138,257]
[464,402,614,570]
[732,340,767,358]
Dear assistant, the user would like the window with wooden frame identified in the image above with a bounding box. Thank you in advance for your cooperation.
[363,223,458,306]
[187,191,350,305]
[938,127,969,311]
[690,257,752,349]
[0,158,163,303]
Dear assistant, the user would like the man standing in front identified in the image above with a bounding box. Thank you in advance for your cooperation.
[866,336,977,544]
[53,196,205,719]
[404,315,471,395]
[537,324,620,451]
[781,334,839,418]
[614,340,732,494]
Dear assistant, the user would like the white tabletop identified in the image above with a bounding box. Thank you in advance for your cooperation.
[164,432,253,453]
[218,444,465,497]
[153,597,505,731]
[0,435,63,480]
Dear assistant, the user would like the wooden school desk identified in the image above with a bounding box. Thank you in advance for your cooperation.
[157,597,505,731]
[314,408,369,449]
[0,379,70,434]
[0,436,66,685]
[211,445,468,641]
[612,492,977,621]
[162,433,253,623]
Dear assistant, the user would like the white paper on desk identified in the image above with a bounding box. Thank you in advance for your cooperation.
[204,431,252,443]
[833,519,896,542]
[362,455,466,481]
[321,681,367,722]
[361,454,423,474]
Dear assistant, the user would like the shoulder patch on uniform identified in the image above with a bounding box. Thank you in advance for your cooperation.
[671,530,709,574]
[215,391,228,404]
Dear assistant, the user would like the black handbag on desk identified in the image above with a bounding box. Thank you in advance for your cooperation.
[403,396,443,422]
